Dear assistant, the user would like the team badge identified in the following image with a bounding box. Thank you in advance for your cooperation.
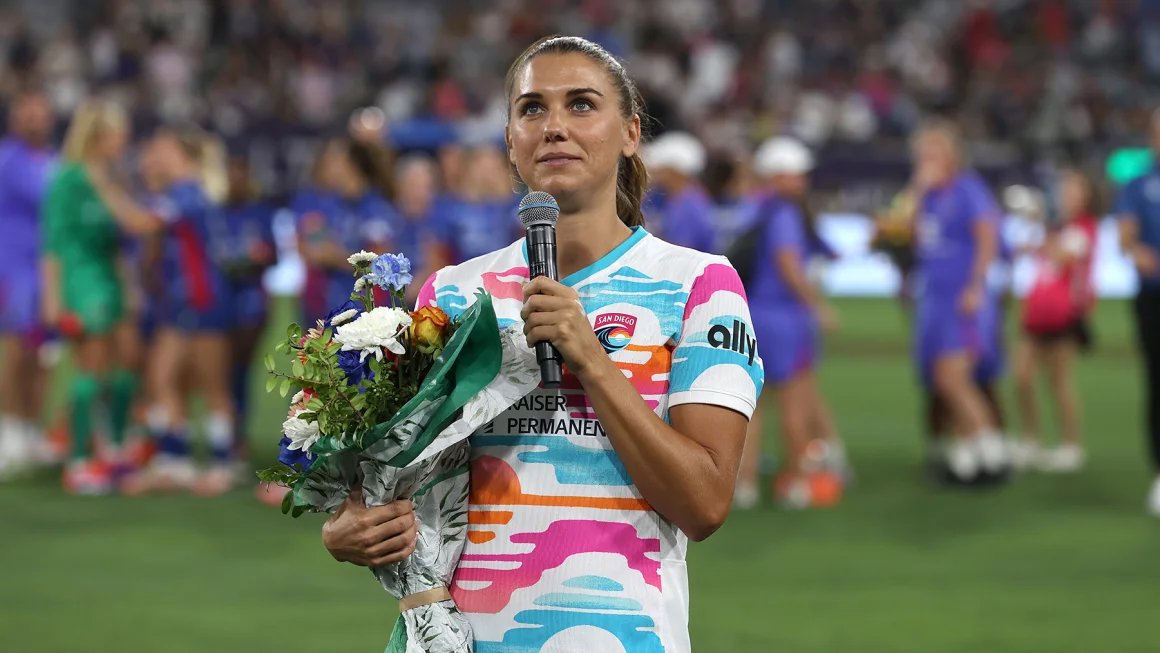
[593,312,637,354]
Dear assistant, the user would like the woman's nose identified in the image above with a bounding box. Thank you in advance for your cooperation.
[543,108,567,142]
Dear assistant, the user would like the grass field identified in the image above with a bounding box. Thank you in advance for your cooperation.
[2,298,1157,653]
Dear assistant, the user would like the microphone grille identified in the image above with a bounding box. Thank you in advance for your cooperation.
[518,191,560,228]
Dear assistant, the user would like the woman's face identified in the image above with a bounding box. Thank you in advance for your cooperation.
[96,123,130,162]
[396,161,436,212]
[315,141,352,191]
[912,130,956,188]
[141,134,181,186]
[770,172,808,200]
[1058,171,1090,221]
[506,52,640,213]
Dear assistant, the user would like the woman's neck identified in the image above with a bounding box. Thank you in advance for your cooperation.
[554,206,634,281]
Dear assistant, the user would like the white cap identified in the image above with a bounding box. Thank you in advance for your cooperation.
[753,136,815,176]
[642,131,706,177]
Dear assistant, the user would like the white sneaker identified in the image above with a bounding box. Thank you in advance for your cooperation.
[733,481,759,510]
[945,438,980,481]
[975,432,1009,474]
[0,419,31,480]
[1147,477,1160,517]
[1039,444,1086,473]
[1008,439,1041,471]
[18,421,56,467]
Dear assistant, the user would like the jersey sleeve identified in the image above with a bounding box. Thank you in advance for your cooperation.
[668,259,765,418]
[766,202,807,255]
[414,272,438,310]
[4,151,50,209]
[963,175,1002,226]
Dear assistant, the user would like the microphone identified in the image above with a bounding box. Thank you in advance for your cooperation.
[519,191,563,389]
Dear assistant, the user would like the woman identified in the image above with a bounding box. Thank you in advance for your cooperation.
[319,36,763,652]
[642,130,717,253]
[0,90,56,477]
[734,136,843,510]
[87,126,237,496]
[909,120,1008,483]
[219,154,276,465]
[439,143,521,265]
[389,154,453,307]
[1013,169,1099,472]
[41,99,141,495]
[297,138,396,322]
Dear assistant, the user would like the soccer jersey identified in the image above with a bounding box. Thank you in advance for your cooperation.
[416,226,763,653]
[915,171,1001,298]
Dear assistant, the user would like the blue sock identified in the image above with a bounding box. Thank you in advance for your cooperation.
[156,424,190,458]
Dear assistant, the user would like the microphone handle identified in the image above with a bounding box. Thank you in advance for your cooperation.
[526,224,563,388]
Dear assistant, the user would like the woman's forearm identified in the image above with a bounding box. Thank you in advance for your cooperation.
[777,250,821,310]
[91,178,161,237]
[575,356,734,541]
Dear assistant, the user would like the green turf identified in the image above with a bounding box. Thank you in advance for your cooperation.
[1,298,1157,653]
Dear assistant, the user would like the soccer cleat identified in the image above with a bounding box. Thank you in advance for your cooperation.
[945,438,980,482]
[0,421,32,479]
[63,459,113,496]
[1008,439,1041,472]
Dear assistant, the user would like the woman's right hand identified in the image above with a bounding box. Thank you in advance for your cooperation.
[321,487,419,567]
[816,302,840,332]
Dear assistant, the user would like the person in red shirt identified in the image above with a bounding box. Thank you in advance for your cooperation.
[1013,168,1100,473]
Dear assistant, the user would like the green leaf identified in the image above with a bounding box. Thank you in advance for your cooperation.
[291,503,307,518]
[264,353,275,371]
[286,323,298,340]
[265,376,278,393]
[322,327,333,342]
[306,398,325,412]
[279,378,291,398]
[292,360,305,377]
[317,411,329,434]
[281,489,293,514]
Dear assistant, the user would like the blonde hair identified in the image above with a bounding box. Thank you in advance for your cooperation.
[912,118,966,169]
[164,126,228,204]
[61,99,127,162]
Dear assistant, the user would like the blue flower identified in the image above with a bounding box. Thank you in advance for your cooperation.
[336,348,374,387]
[369,253,413,291]
[277,436,314,471]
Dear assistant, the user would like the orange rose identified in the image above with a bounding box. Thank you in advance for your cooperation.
[409,306,450,352]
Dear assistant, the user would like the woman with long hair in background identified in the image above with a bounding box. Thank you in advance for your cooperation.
[218,153,277,469]
[1013,168,1100,472]
[438,142,521,265]
[87,126,239,496]
[296,138,396,322]
[734,136,844,510]
[41,99,144,494]
[389,154,452,307]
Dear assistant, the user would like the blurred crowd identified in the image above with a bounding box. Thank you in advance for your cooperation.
[3,0,1160,162]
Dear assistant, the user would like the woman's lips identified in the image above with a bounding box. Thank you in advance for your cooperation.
[538,154,580,166]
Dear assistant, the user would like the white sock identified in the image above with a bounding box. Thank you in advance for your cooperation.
[205,412,234,464]
[975,429,1008,473]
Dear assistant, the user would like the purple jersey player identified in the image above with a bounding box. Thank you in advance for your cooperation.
[0,91,56,477]
[911,121,1009,483]
[642,131,717,253]
[735,137,847,510]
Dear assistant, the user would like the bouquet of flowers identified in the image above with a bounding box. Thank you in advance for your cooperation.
[257,251,543,653]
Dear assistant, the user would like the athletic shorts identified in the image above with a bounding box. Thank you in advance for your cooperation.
[158,298,232,333]
[973,297,1006,384]
[230,283,269,330]
[63,277,123,336]
[915,297,984,389]
[751,304,817,385]
[0,270,39,336]
[1025,315,1093,353]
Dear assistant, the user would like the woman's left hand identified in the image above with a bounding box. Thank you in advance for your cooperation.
[521,277,606,379]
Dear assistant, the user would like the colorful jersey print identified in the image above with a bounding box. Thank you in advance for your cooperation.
[415,226,764,653]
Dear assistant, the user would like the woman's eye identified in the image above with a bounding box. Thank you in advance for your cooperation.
[573,99,593,112]
[522,103,544,116]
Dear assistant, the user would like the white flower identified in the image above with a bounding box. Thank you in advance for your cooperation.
[290,390,305,406]
[353,276,371,293]
[333,306,412,361]
[330,308,359,326]
[347,250,378,266]
[283,410,322,452]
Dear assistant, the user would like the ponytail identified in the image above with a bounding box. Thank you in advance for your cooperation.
[617,151,648,227]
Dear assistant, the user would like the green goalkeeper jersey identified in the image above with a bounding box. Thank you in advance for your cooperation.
[43,163,123,334]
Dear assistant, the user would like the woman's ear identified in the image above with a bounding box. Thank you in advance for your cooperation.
[505,125,516,166]
[622,114,641,159]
